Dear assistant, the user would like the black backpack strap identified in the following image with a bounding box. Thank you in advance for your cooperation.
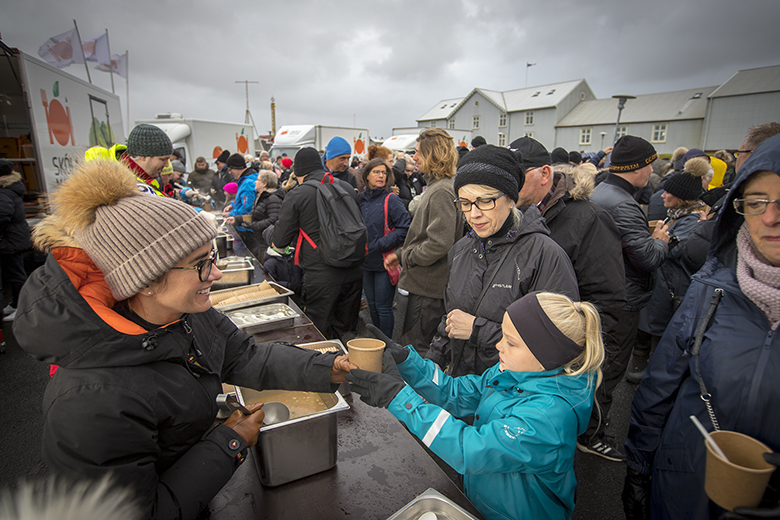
[690,287,724,430]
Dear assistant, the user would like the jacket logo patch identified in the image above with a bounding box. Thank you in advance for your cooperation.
[504,425,526,439]
[491,283,512,289]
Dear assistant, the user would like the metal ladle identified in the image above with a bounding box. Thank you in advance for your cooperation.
[262,402,291,426]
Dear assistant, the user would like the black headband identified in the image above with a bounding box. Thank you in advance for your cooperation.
[506,293,583,371]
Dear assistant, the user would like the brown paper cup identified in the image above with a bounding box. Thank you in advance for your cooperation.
[241,214,253,223]
[704,430,776,511]
[347,338,385,372]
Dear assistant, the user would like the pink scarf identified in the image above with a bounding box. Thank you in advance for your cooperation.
[737,223,780,330]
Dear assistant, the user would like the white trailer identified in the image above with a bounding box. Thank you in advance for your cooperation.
[0,39,124,193]
[269,125,369,159]
[136,114,254,168]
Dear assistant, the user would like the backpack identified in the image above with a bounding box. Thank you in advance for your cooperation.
[296,173,367,268]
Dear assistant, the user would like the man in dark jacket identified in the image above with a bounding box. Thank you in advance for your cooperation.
[589,136,670,458]
[392,156,424,209]
[0,159,31,323]
[271,147,363,340]
[324,137,358,190]
[513,137,628,460]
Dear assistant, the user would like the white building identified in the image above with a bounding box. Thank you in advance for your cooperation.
[702,64,780,151]
[556,87,717,155]
[417,80,595,150]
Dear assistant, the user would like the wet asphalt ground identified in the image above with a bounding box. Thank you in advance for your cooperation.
[0,289,634,519]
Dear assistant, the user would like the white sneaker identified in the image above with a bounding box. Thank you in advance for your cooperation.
[3,304,15,316]
[3,310,16,322]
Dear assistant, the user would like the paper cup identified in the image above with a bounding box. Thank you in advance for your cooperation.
[704,430,776,511]
[347,338,385,372]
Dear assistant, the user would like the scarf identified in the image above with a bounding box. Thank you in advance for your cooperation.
[737,222,780,330]
[666,200,706,221]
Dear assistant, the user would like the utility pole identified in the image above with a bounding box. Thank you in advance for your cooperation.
[270,97,276,139]
[235,80,259,136]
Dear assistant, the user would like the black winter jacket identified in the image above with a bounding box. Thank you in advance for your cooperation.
[591,174,668,311]
[392,159,424,209]
[271,169,363,282]
[0,172,31,254]
[236,190,283,252]
[426,207,579,376]
[541,173,626,330]
[14,248,337,520]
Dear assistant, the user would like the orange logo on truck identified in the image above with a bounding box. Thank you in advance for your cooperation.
[213,146,223,159]
[354,133,365,155]
[236,129,248,154]
[41,84,75,146]
[459,136,468,148]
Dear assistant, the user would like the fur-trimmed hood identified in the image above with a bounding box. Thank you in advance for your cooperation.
[32,160,140,253]
[0,170,23,188]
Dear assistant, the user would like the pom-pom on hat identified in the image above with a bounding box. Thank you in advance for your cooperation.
[126,124,173,158]
[454,145,522,202]
[609,135,657,173]
[663,156,710,201]
[46,160,217,301]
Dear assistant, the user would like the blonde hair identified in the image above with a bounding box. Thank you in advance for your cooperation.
[416,128,457,179]
[535,292,604,388]
[257,169,278,190]
[260,160,274,171]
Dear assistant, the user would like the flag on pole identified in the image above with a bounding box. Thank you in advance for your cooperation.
[38,28,85,69]
[81,33,110,65]
[95,53,127,78]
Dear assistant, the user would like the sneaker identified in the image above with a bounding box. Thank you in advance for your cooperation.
[3,304,14,316]
[577,435,627,462]
[626,367,647,384]
[3,310,16,322]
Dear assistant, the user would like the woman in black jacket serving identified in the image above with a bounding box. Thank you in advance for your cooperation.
[14,160,354,520]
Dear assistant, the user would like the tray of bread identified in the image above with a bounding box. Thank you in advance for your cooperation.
[210,280,294,312]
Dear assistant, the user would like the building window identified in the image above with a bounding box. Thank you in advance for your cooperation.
[498,133,506,146]
[524,131,534,138]
[472,115,480,130]
[430,121,436,128]
[616,126,627,139]
[448,118,455,129]
[579,128,592,146]
[652,124,668,143]
[532,91,540,97]
[547,89,556,95]
[499,113,507,127]
[525,111,534,126]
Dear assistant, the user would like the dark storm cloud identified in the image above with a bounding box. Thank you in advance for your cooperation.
[2,0,779,139]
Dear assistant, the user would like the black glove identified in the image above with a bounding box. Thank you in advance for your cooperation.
[365,324,409,364]
[721,453,780,519]
[622,467,651,520]
[345,350,405,408]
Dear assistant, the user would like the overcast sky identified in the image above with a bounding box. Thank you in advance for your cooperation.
[3,0,779,141]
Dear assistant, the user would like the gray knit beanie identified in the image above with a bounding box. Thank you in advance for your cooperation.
[126,124,173,157]
[76,195,217,300]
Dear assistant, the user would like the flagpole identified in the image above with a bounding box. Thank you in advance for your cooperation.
[72,19,91,83]
[125,50,130,136]
[104,29,115,94]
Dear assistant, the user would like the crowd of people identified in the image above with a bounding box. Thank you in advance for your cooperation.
[2,121,780,520]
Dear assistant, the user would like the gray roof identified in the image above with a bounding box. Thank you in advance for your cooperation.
[556,86,718,127]
[417,79,590,121]
[709,64,780,98]
[417,97,465,121]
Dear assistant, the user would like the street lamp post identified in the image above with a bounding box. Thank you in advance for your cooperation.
[611,93,636,145]
[600,131,607,150]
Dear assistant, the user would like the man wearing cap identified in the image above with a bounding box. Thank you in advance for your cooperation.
[271,147,363,340]
[122,124,174,197]
[324,137,358,190]
[210,149,232,206]
[222,154,258,219]
[513,136,628,461]
[587,136,670,457]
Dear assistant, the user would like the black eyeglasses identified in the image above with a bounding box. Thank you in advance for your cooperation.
[455,194,504,212]
[727,149,753,158]
[170,248,217,281]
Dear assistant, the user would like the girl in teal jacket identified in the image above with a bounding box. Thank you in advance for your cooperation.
[348,292,604,520]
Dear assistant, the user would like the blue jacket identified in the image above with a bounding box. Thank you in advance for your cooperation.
[228,171,258,217]
[388,348,595,520]
[625,133,780,520]
[358,188,410,271]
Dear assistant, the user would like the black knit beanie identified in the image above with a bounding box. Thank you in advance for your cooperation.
[294,147,324,177]
[216,150,231,164]
[454,145,521,202]
[126,124,173,157]
[509,137,551,169]
[663,172,703,201]
[551,147,569,165]
[610,135,657,173]
[0,159,13,177]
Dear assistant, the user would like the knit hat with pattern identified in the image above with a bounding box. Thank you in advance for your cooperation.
[51,160,217,301]
[126,124,173,157]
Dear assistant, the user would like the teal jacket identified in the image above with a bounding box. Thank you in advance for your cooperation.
[388,348,595,520]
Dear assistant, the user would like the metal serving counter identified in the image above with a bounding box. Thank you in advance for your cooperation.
[205,226,483,519]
